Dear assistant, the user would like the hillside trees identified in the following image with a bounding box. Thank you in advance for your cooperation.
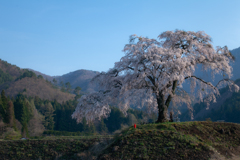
[53,78,57,86]
[72,30,239,124]
[196,91,240,123]
[98,117,108,135]
[103,106,127,133]
[74,86,81,95]
[14,94,34,137]
[39,102,55,130]
[5,101,15,126]
[0,89,149,136]
[65,82,71,93]
[0,90,8,123]
[0,90,16,127]
[60,81,66,92]
[125,113,138,126]
[16,70,37,81]
[27,99,45,137]
[0,69,13,85]
[37,75,43,79]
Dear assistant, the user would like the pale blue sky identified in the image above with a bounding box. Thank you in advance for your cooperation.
[0,0,240,76]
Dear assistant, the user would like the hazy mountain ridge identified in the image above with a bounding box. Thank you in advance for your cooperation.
[27,69,99,93]
[0,60,75,104]
[55,69,100,93]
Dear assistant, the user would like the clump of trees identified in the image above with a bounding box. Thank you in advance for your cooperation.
[15,70,37,81]
[0,69,13,85]
[72,30,239,125]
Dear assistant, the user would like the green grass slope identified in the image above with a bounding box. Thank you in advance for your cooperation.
[98,121,240,160]
[0,121,240,160]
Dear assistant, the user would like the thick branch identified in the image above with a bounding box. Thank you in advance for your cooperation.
[184,75,218,91]
[165,80,178,107]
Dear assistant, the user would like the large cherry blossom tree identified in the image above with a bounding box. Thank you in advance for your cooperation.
[72,30,239,124]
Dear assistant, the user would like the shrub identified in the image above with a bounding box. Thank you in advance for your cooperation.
[205,118,212,122]
[3,127,22,140]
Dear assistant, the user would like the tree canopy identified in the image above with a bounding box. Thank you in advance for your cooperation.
[72,30,239,124]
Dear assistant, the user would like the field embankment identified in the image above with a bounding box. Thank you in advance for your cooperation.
[1,121,240,160]
[98,121,240,160]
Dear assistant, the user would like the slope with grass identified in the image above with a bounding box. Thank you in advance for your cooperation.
[97,121,240,160]
[0,121,240,160]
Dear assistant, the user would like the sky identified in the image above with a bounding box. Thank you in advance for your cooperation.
[0,1,240,76]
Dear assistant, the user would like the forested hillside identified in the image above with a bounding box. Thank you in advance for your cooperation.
[179,78,240,123]
[174,47,240,112]
[0,88,151,139]
[0,59,75,104]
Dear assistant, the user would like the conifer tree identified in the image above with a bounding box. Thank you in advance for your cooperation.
[65,82,71,93]
[126,113,138,126]
[60,81,65,92]
[0,90,8,123]
[88,122,96,134]
[1,90,8,110]
[74,86,81,95]
[5,101,15,126]
[82,117,88,132]
[14,95,32,137]
[20,101,30,137]
[27,99,45,136]
[99,117,108,135]
[41,102,55,130]
[53,78,57,86]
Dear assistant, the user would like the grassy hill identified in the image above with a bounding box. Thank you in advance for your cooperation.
[0,59,75,104]
[0,121,240,160]
[96,121,240,160]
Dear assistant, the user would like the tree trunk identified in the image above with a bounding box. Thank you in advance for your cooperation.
[155,93,168,123]
[155,80,178,123]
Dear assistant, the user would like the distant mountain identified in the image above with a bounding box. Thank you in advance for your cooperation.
[0,59,75,104]
[54,70,100,93]
[28,69,99,93]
